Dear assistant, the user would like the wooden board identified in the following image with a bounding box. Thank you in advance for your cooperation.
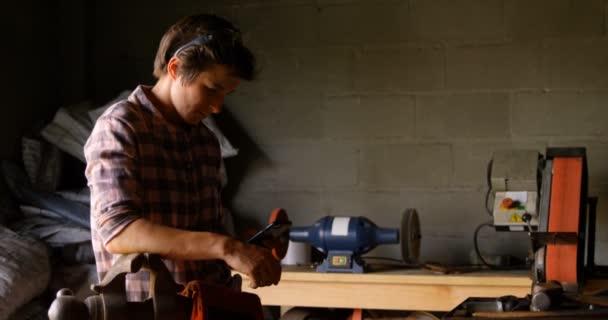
[238,266,531,311]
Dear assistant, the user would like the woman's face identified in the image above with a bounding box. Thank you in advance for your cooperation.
[170,63,240,125]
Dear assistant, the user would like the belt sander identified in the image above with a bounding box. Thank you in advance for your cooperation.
[449,147,608,315]
[489,147,601,305]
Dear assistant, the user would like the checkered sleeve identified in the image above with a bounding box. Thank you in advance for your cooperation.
[85,113,143,246]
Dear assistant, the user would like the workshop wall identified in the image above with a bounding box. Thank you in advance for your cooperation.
[91,0,608,265]
[2,1,90,160]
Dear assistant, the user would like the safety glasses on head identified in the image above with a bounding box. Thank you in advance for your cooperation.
[171,29,243,59]
[172,34,214,58]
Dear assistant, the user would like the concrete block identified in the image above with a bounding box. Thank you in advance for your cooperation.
[321,190,409,222]
[506,0,604,39]
[359,143,452,188]
[271,94,323,141]
[322,95,415,138]
[542,39,608,89]
[231,191,281,227]
[230,61,266,96]
[320,143,360,188]
[452,140,548,187]
[447,43,542,89]
[271,191,324,226]
[512,92,608,137]
[224,93,277,143]
[415,93,511,139]
[354,46,445,92]
[271,143,358,189]
[408,0,505,42]
[325,47,356,94]
[235,4,319,48]
[253,49,312,93]
[319,1,408,45]
[254,48,354,94]
[227,148,278,193]
[231,190,323,227]
[226,92,322,143]
[397,189,488,226]
[228,142,358,192]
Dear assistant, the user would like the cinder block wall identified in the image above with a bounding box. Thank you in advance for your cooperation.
[93,0,608,265]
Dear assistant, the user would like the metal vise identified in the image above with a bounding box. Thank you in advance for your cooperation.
[48,253,264,320]
[48,253,191,320]
[290,216,399,273]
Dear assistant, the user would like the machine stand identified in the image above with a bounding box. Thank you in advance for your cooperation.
[317,250,365,273]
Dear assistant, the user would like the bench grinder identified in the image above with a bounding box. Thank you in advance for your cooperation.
[288,209,421,273]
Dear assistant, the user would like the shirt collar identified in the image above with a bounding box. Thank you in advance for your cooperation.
[128,85,204,133]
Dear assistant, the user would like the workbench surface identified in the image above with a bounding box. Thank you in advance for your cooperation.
[239,266,532,311]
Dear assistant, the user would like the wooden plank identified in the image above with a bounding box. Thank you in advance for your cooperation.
[238,267,531,311]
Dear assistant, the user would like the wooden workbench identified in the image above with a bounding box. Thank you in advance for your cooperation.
[240,266,532,312]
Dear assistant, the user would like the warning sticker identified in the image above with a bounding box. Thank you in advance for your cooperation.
[509,213,523,223]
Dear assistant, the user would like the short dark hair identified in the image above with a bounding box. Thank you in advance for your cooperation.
[153,14,255,83]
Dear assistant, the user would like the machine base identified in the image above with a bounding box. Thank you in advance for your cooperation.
[316,250,365,273]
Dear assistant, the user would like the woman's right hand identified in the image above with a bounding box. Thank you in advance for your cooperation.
[223,238,282,288]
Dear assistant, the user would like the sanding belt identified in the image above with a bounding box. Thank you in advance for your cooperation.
[545,157,583,284]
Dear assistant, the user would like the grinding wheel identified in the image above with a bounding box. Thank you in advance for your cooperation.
[400,208,421,264]
[268,208,290,260]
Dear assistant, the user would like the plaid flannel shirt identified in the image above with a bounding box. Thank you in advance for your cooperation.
[84,85,230,301]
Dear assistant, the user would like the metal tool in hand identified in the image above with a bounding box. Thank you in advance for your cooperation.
[247,208,292,260]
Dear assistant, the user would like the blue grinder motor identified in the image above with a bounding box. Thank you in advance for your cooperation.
[290,216,399,273]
